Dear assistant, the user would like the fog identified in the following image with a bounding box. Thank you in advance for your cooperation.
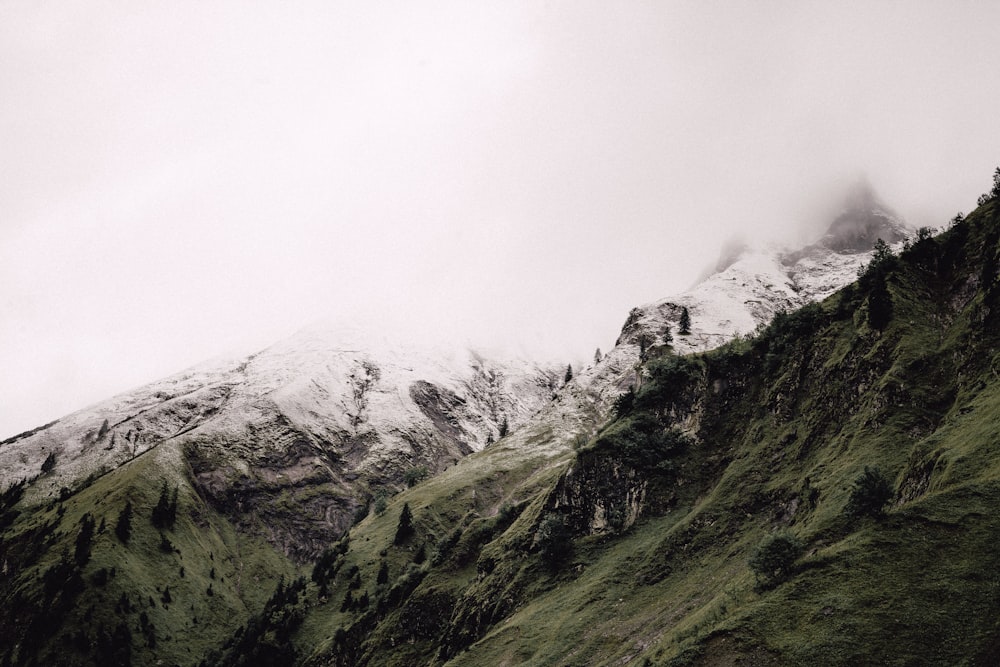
[3,1,1000,438]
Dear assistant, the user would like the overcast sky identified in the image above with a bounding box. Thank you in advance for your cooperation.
[3,1,1000,438]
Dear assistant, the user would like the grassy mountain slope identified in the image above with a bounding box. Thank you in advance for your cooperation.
[0,441,298,666]
[287,195,1000,665]
[3,181,1000,666]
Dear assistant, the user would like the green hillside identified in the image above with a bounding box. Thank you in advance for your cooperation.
[3,173,1000,666]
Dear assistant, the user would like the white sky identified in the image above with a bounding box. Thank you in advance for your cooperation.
[3,1,1000,438]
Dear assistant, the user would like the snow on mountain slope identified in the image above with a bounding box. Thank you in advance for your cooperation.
[0,185,911,559]
[616,189,911,355]
[499,188,915,465]
[0,323,559,557]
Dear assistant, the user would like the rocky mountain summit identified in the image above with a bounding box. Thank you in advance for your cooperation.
[614,183,910,356]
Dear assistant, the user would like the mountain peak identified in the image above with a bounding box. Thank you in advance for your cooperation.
[819,179,909,252]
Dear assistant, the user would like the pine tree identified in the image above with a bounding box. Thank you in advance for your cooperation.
[662,324,673,346]
[376,560,389,585]
[41,452,57,474]
[151,481,177,529]
[564,364,573,384]
[74,513,96,566]
[498,417,509,439]
[679,307,692,335]
[394,502,414,545]
[612,386,636,417]
[593,348,602,364]
[115,500,132,544]
[638,334,651,359]
[872,238,893,266]
[867,272,893,331]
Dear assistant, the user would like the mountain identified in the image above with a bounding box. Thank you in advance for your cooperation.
[616,181,910,355]
[0,324,560,561]
[8,178,1000,667]
[283,184,1000,666]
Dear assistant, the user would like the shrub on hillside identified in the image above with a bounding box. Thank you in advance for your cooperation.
[115,501,133,543]
[749,532,802,587]
[594,413,690,472]
[635,355,704,411]
[846,466,894,518]
[151,481,178,530]
[535,513,573,570]
[404,466,428,488]
[866,272,893,331]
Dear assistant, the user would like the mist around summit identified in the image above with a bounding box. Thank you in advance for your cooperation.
[5,1,1000,441]
[5,2,1000,665]
[5,170,1000,665]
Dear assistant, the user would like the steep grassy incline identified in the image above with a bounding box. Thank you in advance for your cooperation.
[3,188,1000,667]
[0,440,299,667]
[280,196,1000,666]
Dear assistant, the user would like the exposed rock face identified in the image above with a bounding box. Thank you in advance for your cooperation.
[549,449,647,535]
[819,180,909,252]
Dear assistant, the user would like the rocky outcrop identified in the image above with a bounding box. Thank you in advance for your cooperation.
[819,179,909,252]
[549,449,647,535]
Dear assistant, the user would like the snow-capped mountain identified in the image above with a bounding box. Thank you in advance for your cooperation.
[0,184,910,560]
[509,185,914,458]
[615,183,910,355]
[0,323,560,558]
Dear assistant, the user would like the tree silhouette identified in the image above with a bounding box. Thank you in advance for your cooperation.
[394,502,414,545]
[404,466,428,488]
[749,533,802,587]
[638,333,651,359]
[74,513,96,566]
[846,466,894,518]
[678,307,692,335]
[536,514,572,570]
[867,272,893,331]
[115,500,132,544]
[151,481,178,529]
[564,364,573,384]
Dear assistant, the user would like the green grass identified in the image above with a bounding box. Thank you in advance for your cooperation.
[0,440,298,666]
[292,203,1000,666]
[5,198,1000,666]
